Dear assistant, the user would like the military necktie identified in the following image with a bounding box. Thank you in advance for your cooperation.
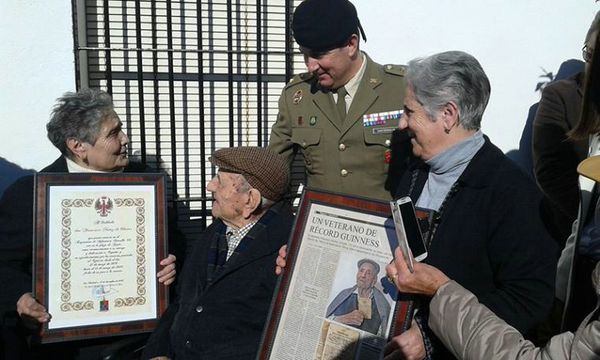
[336,86,347,121]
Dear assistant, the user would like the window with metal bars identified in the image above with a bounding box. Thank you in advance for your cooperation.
[72,0,305,241]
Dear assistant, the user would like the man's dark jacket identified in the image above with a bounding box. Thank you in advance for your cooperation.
[142,201,294,360]
[396,137,557,358]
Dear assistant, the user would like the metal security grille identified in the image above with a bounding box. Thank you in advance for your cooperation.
[72,0,304,240]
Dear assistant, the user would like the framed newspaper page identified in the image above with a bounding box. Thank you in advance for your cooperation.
[259,189,414,360]
[33,173,168,343]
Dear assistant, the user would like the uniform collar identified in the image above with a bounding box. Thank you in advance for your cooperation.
[343,52,367,101]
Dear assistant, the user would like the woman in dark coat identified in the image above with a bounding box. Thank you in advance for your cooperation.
[384,51,557,360]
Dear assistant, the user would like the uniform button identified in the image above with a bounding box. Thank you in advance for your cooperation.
[385,139,391,147]
[338,143,346,151]
[302,141,307,147]
[185,340,192,348]
[195,305,203,313]
[340,169,348,177]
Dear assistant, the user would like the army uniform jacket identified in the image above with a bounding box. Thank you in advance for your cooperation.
[268,53,407,200]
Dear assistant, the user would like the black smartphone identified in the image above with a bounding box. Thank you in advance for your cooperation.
[390,197,428,272]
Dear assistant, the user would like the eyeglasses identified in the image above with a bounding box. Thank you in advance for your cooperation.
[583,44,594,62]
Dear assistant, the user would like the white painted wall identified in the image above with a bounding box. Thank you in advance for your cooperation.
[1,1,597,170]
[356,0,598,152]
[0,0,74,170]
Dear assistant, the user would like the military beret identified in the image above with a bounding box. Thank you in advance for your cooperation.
[292,0,366,53]
[210,147,289,202]
[357,258,380,274]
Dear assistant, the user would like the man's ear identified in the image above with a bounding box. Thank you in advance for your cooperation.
[441,101,459,133]
[347,34,360,58]
[66,138,87,162]
[242,188,262,218]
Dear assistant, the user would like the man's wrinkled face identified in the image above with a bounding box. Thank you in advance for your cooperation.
[300,45,353,90]
[207,171,250,226]
[398,85,445,161]
[84,112,129,171]
[356,262,377,290]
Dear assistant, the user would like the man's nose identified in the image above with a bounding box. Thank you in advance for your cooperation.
[207,178,217,191]
[306,57,319,72]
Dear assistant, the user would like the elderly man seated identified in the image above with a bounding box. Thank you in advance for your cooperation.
[142,146,294,360]
[0,89,178,359]
[386,51,557,359]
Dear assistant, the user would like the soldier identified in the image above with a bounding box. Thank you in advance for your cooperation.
[268,0,409,200]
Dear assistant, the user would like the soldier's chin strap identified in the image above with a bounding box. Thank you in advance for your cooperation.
[357,20,367,43]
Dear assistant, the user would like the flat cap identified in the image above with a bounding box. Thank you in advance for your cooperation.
[210,147,289,202]
[292,0,366,53]
[357,258,380,274]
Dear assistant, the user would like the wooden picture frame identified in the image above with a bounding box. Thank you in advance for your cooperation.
[33,173,168,343]
[259,189,414,360]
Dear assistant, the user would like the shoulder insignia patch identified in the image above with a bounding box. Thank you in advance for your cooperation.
[383,64,407,76]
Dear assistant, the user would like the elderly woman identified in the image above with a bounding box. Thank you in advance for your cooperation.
[0,89,177,359]
[384,51,557,360]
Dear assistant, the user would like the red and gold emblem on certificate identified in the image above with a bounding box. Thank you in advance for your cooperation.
[94,196,113,217]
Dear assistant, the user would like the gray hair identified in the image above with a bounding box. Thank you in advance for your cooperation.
[46,88,114,157]
[406,51,491,130]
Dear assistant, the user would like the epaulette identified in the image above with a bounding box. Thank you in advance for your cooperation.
[383,64,407,76]
[285,72,314,88]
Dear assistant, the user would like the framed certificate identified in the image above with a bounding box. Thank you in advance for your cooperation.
[33,173,168,343]
[259,189,414,360]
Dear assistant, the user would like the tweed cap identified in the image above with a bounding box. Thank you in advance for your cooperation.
[210,147,289,201]
[292,0,366,53]
[357,258,380,274]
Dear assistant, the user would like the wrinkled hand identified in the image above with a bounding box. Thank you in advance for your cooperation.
[157,254,177,286]
[384,320,426,360]
[335,310,365,326]
[275,245,287,275]
[386,247,450,296]
[17,293,50,324]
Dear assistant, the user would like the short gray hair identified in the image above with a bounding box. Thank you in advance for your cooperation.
[406,51,491,130]
[46,88,114,157]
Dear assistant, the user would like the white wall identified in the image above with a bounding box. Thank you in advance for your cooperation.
[356,0,598,152]
[1,1,598,170]
[0,0,74,170]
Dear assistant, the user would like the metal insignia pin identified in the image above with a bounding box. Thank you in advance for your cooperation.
[310,116,317,126]
[369,78,378,84]
[293,90,303,105]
